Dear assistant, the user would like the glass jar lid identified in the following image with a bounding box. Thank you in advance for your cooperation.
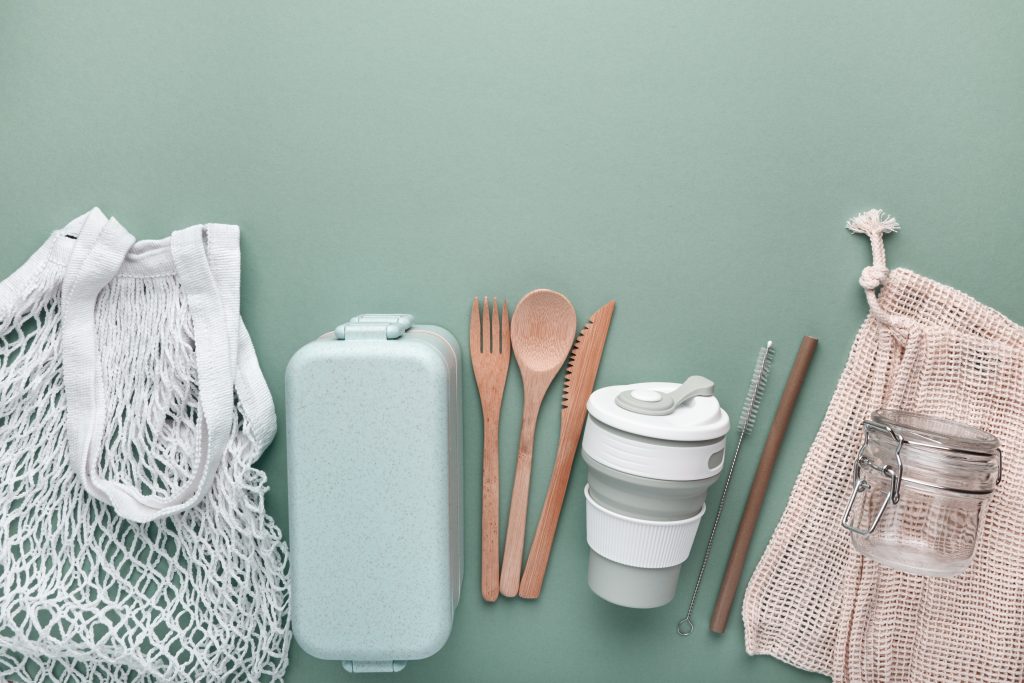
[865,410,1002,497]
[875,410,1000,455]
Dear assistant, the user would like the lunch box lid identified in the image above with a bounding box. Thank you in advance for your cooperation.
[285,315,462,673]
[586,381,730,442]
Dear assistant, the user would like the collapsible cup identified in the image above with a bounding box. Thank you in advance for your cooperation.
[581,377,729,608]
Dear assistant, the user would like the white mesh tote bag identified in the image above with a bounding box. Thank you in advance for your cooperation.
[0,209,290,682]
[743,211,1024,682]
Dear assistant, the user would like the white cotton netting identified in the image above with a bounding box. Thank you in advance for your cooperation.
[0,254,290,682]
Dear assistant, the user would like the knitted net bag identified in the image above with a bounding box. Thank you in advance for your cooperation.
[0,209,290,682]
[743,211,1024,681]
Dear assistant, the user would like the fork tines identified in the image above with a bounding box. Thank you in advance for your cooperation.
[471,296,509,356]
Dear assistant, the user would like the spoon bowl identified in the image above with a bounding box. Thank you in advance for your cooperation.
[510,290,578,372]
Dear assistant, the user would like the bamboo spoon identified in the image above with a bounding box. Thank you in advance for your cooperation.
[499,289,576,598]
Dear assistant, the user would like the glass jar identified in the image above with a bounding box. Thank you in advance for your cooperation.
[841,410,1002,577]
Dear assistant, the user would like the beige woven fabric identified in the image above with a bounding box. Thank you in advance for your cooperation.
[743,211,1024,682]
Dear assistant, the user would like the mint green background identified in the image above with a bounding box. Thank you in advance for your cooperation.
[2,2,1022,682]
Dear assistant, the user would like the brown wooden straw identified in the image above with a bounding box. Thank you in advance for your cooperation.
[709,335,818,634]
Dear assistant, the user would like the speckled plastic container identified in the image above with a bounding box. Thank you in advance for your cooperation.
[285,315,462,674]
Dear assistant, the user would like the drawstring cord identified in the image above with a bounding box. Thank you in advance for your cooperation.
[848,209,913,345]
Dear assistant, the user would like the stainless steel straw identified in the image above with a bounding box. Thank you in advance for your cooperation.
[677,341,774,636]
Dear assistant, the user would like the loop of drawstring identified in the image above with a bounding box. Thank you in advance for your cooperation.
[847,209,912,344]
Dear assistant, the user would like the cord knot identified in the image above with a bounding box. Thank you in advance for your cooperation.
[846,209,908,344]
[859,264,889,290]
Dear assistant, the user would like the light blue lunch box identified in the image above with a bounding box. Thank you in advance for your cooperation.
[285,314,463,674]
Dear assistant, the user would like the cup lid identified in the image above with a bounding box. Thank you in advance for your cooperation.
[587,381,730,441]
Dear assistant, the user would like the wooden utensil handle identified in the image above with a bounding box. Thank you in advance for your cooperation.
[499,404,540,597]
[481,414,501,602]
[709,336,818,634]
[518,425,575,599]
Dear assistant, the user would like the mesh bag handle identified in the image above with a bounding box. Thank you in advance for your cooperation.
[61,217,240,522]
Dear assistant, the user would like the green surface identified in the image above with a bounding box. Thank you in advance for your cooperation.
[2,2,1023,681]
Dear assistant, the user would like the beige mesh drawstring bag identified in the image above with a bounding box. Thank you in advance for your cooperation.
[0,209,290,682]
[743,210,1024,681]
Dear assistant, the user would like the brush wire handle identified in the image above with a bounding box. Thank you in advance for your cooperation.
[678,342,774,636]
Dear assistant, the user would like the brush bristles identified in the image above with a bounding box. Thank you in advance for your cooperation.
[737,343,774,435]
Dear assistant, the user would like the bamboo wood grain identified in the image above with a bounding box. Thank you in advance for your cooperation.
[709,335,818,634]
[499,290,576,598]
[469,297,511,603]
[519,300,615,599]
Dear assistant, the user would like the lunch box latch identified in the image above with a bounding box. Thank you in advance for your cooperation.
[335,314,414,341]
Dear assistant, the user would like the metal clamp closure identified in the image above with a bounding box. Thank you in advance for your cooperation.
[841,420,903,536]
[841,417,1003,537]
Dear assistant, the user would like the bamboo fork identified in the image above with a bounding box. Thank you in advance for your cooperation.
[470,297,511,602]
